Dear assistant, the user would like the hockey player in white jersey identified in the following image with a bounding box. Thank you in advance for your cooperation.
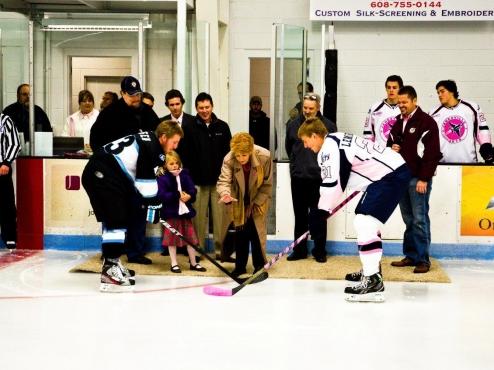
[298,117,411,302]
[82,120,183,292]
[362,75,403,148]
[430,80,494,163]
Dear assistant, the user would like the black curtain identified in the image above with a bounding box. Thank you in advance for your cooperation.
[323,49,338,125]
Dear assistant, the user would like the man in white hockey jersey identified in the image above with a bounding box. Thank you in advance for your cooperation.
[430,79,494,163]
[298,117,411,302]
[363,75,403,148]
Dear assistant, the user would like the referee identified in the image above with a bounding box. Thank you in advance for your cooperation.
[0,113,21,249]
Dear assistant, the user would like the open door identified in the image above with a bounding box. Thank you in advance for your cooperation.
[269,23,308,161]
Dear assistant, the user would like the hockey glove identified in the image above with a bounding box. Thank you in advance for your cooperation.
[479,143,494,164]
[146,204,162,224]
[309,208,330,239]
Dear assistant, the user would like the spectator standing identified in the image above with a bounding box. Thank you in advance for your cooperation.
[142,92,155,108]
[289,82,314,121]
[217,133,273,276]
[90,76,160,265]
[0,113,21,250]
[3,83,52,145]
[63,89,99,152]
[100,91,118,110]
[363,75,403,148]
[430,79,494,163]
[180,92,232,260]
[285,93,336,262]
[161,89,195,127]
[387,85,442,274]
[248,96,270,150]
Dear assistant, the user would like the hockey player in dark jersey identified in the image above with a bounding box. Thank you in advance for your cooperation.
[82,120,183,292]
[298,117,411,302]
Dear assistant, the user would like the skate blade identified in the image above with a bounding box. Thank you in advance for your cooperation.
[100,283,135,293]
[345,292,385,302]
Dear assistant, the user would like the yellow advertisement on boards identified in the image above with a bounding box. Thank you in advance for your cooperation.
[461,166,494,236]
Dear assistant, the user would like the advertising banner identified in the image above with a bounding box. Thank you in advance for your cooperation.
[310,0,494,21]
[461,166,494,236]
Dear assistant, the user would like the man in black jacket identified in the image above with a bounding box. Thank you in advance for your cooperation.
[285,92,337,262]
[248,96,270,150]
[180,92,232,259]
[161,89,196,156]
[89,76,160,265]
[3,84,52,147]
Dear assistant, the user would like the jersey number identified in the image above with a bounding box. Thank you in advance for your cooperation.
[103,135,135,155]
[355,136,385,154]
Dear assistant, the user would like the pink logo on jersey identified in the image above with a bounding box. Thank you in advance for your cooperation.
[379,116,397,141]
[442,115,467,143]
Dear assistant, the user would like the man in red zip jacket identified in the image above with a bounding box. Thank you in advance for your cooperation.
[387,85,442,274]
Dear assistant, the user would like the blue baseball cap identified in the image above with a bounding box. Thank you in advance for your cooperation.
[121,76,143,96]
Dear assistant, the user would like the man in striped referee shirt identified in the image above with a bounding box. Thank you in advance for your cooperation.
[0,113,21,249]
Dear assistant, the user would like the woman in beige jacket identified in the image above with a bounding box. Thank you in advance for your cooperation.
[217,133,273,276]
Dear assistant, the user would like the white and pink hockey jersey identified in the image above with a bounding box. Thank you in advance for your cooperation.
[363,100,400,148]
[429,99,492,163]
[317,132,405,212]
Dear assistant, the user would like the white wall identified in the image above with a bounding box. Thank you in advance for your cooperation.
[229,0,494,135]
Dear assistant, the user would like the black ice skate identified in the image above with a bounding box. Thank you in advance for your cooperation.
[344,272,385,302]
[345,263,382,286]
[100,258,135,293]
[345,269,363,282]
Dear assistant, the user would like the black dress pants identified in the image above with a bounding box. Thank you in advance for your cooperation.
[290,177,327,258]
[0,171,17,244]
[235,217,266,271]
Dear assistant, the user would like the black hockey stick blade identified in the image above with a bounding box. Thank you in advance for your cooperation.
[160,219,260,285]
[203,270,269,296]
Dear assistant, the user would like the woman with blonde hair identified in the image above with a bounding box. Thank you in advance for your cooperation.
[217,132,273,276]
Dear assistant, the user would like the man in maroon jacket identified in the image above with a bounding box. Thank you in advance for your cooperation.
[387,85,442,273]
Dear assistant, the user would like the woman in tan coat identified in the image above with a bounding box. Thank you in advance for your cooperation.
[217,133,273,276]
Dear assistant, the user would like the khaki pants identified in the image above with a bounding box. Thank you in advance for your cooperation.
[193,185,228,254]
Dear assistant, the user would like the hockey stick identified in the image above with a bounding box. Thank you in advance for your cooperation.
[203,190,361,297]
[159,219,268,285]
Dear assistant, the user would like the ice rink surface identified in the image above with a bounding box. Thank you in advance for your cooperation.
[0,249,493,370]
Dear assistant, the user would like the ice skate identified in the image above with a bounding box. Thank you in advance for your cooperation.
[345,263,382,286]
[117,259,135,280]
[345,269,363,283]
[344,272,385,302]
[100,259,135,293]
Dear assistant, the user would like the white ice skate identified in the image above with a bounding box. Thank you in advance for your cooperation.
[344,273,385,302]
[100,259,135,293]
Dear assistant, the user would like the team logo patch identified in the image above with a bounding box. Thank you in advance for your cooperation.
[379,116,397,141]
[409,128,416,134]
[442,115,467,143]
[131,82,137,88]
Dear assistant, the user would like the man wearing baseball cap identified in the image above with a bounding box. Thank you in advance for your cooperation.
[90,75,160,265]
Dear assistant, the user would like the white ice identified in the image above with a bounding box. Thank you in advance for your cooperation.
[0,250,493,370]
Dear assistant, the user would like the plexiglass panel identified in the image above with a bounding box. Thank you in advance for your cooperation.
[271,24,306,161]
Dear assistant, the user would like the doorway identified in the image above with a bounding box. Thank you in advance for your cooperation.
[70,56,131,113]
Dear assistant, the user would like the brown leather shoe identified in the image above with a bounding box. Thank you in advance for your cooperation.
[413,263,430,274]
[390,257,415,267]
